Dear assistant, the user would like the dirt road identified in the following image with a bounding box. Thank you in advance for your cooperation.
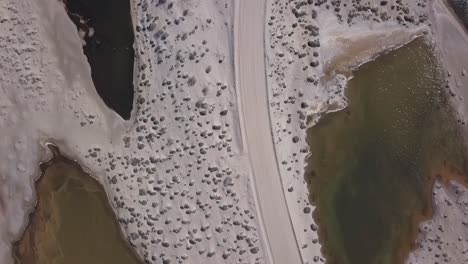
[236,0,303,263]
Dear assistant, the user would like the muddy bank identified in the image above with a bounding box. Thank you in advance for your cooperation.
[64,0,135,119]
[13,151,142,264]
[305,38,468,264]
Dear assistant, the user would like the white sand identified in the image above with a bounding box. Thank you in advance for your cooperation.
[1,0,467,263]
[0,0,269,263]
[236,0,301,263]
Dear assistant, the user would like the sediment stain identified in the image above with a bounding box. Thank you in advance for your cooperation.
[13,154,142,264]
[306,38,468,264]
[63,0,135,119]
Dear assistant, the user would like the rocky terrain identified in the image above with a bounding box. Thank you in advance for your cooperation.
[0,0,467,264]
[0,0,267,263]
[264,0,431,262]
[90,0,267,263]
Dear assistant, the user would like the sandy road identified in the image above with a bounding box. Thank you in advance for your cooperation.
[235,0,303,263]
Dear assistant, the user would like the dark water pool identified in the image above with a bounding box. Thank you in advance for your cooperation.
[64,0,135,119]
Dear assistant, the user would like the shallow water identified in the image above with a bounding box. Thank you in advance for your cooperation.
[14,156,142,264]
[306,38,468,264]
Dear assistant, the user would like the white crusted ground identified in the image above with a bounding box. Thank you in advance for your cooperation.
[0,0,121,261]
[1,0,468,264]
[407,181,468,264]
[0,0,268,263]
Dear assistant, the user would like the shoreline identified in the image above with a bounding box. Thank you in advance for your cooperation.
[431,0,468,115]
[12,150,143,263]
[0,0,467,263]
[305,35,468,264]
[406,2,468,261]
[306,6,468,257]
[0,0,122,262]
[264,1,438,263]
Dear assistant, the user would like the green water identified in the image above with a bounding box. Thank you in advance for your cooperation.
[14,156,142,264]
[306,38,468,264]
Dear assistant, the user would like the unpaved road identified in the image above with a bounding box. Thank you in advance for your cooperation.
[236,0,303,263]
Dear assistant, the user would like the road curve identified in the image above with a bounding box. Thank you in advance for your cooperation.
[236,0,303,263]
